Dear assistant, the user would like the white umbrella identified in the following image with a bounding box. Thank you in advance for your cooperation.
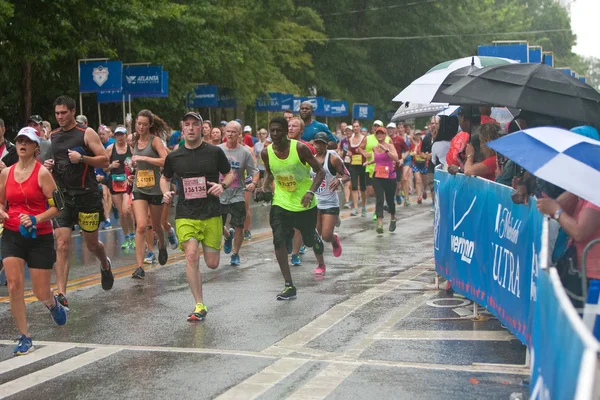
[392,56,517,105]
[391,102,448,121]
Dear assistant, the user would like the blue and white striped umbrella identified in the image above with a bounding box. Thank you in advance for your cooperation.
[487,127,600,207]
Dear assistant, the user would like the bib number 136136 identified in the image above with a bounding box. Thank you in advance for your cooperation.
[182,176,207,199]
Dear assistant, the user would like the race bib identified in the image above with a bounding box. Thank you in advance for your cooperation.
[344,156,351,164]
[78,212,100,232]
[351,154,362,165]
[316,179,327,194]
[182,176,207,199]
[111,174,127,193]
[276,174,297,192]
[375,165,391,179]
[136,170,155,188]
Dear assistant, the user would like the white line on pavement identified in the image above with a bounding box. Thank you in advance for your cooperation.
[287,363,359,400]
[0,344,75,375]
[0,347,121,399]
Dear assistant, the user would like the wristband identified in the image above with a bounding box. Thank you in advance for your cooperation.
[306,190,315,196]
[48,197,55,207]
[80,153,85,163]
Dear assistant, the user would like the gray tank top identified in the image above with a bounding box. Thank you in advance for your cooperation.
[133,135,162,195]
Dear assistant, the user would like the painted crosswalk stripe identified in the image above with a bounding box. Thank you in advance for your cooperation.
[287,363,359,400]
[0,344,75,375]
[0,347,121,399]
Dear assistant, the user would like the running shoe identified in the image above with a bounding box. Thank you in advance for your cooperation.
[404,198,410,207]
[121,237,129,249]
[332,233,342,257]
[187,303,208,322]
[128,237,136,250]
[158,247,168,266]
[102,219,112,230]
[57,293,69,311]
[343,201,352,209]
[417,196,422,205]
[167,229,179,250]
[291,254,302,266]
[336,217,341,228]
[276,285,297,300]
[230,253,241,266]
[376,224,384,234]
[73,224,80,231]
[48,295,67,326]
[132,266,145,279]
[372,212,377,222]
[313,265,326,274]
[389,220,397,232]
[244,230,252,240]
[223,227,234,254]
[144,251,156,264]
[101,257,114,290]
[13,335,34,356]
[396,195,402,205]
[350,209,358,216]
[361,206,367,217]
[299,245,306,255]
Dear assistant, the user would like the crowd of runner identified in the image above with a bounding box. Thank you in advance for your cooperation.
[0,98,440,355]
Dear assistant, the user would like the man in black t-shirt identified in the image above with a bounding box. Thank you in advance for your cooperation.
[161,112,234,322]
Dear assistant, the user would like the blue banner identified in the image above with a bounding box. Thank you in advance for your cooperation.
[80,61,123,93]
[478,43,528,63]
[188,85,219,108]
[293,96,302,113]
[97,90,123,104]
[218,88,236,109]
[579,76,588,84]
[529,47,542,63]
[132,71,168,98]
[326,100,349,117]
[280,94,294,111]
[305,96,326,116]
[557,68,572,76]
[353,103,374,120]
[434,170,543,344]
[530,268,600,399]
[123,65,162,95]
[543,52,554,67]
[256,92,281,112]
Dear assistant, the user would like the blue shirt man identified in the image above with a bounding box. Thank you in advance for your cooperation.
[298,101,338,145]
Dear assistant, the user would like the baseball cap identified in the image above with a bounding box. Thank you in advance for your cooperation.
[313,132,329,143]
[234,119,242,125]
[16,127,41,144]
[374,127,387,135]
[243,125,252,133]
[114,126,128,135]
[386,122,397,129]
[75,115,88,124]
[28,115,43,124]
[182,111,203,122]
[220,120,228,126]
[345,125,353,131]
[373,120,383,127]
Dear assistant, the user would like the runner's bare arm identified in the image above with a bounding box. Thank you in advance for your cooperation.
[329,154,350,191]
[259,148,274,192]
[0,168,8,219]
[104,143,116,173]
[29,167,60,224]
[78,127,109,168]
[160,175,174,204]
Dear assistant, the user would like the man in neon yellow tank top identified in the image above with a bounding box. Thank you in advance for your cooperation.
[258,116,326,300]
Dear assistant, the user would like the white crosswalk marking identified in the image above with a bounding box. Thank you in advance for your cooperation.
[0,347,121,399]
[0,344,75,375]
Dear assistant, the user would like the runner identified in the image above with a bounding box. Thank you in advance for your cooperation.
[347,120,367,217]
[202,120,212,138]
[45,95,114,310]
[365,120,393,219]
[209,127,222,146]
[219,122,259,266]
[257,116,326,299]
[421,116,438,202]
[283,110,294,122]
[399,123,413,206]
[0,127,66,355]
[364,127,400,234]
[130,110,170,279]
[337,125,353,209]
[311,132,350,266]
[299,101,338,148]
[97,125,115,229]
[105,126,135,249]
[161,111,234,321]
[392,122,410,204]
[410,127,428,204]
[254,128,268,186]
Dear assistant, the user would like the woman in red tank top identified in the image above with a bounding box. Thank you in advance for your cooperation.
[0,127,65,356]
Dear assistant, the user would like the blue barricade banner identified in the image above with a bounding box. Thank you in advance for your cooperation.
[218,88,236,109]
[529,47,542,64]
[123,65,162,95]
[97,90,123,104]
[280,94,294,111]
[188,85,219,108]
[530,268,600,399]
[306,96,326,116]
[434,170,543,344]
[293,96,302,113]
[353,103,374,120]
[543,52,554,67]
[256,92,281,112]
[80,61,123,93]
[132,71,168,99]
[478,43,528,63]
[326,100,349,117]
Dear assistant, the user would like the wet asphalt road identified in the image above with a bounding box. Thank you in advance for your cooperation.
[0,197,529,399]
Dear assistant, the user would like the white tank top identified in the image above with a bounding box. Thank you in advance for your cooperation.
[311,150,340,210]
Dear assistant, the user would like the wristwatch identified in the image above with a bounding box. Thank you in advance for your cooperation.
[222,182,228,190]
[553,208,563,220]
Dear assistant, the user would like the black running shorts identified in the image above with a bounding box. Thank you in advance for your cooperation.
[1,229,56,270]
[53,191,105,232]
[269,205,318,249]
[221,201,247,228]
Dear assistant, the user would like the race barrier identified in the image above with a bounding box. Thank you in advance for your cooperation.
[434,170,600,399]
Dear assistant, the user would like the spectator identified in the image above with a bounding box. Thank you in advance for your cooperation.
[463,123,500,181]
[242,125,255,147]
[431,115,458,169]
